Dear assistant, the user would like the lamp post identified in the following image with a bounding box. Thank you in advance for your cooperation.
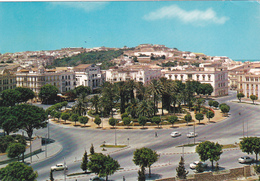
[45,134,47,158]
[115,121,117,146]
[239,111,244,138]
[193,121,196,144]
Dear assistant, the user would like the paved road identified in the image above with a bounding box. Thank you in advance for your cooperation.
[31,90,260,180]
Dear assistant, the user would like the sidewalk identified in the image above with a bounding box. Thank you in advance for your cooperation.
[0,140,63,168]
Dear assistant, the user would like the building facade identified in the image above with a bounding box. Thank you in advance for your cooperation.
[104,65,162,84]
[16,66,76,94]
[74,64,102,90]
[0,67,16,92]
[163,64,228,96]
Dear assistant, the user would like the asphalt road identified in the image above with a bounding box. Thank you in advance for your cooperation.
[31,90,260,181]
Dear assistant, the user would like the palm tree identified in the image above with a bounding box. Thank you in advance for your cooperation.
[137,100,154,118]
[99,82,119,117]
[147,79,163,116]
[125,80,136,103]
[72,93,88,116]
[159,78,177,115]
[115,81,127,114]
[90,95,99,114]
[126,99,138,118]
[194,98,205,113]
[136,82,146,101]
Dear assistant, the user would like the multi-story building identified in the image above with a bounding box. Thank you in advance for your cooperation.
[163,63,228,97]
[236,63,260,98]
[16,66,76,94]
[74,64,102,90]
[0,67,16,92]
[104,65,162,84]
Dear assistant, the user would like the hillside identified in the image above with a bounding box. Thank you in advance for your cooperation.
[52,49,125,69]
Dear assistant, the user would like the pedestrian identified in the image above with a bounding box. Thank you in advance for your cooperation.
[123,176,125,181]
[155,132,158,137]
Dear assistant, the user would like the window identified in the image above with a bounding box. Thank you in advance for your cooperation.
[208,75,211,81]
[188,74,192,79]
[180,75,183,80]
[256,78,259,82]
[197,75,199,80]
[246,77,249,81]
[202,75,205,81]
[169,75,172,79]
[175,75,178,79]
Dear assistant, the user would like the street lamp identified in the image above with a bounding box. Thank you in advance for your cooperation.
[45,134,47,158]
[115,121,117,146]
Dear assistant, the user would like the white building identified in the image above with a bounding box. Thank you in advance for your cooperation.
[104,65,162,84]
[74,64,102,90]
[163,63,228,96]
[16,66,76,94]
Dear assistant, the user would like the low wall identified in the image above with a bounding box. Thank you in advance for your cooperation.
[156,166,252,181]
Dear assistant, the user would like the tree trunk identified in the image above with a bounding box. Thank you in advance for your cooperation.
[149,166,151,177]
[211,160,214,170]
[106,175,108,181]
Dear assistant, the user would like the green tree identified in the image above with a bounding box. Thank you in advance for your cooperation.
[1,89,21,107]
[72,93,88,116]
[138,167,146,181]
[208,100,213,107]
[0,162,38,181]
[195,162,204,173]
[61,101,68,110]
[0,135,14,153]
[121,112,129,120]
[75,85,91,97]
[7,143,26,161]
[147,79,163,116]
[176,156,189,179]
[250,94,258,104]
[81,151,88,173]
[123,117,131,128]
[109,117,117,128]
[167,115,178,127]
[237,92,245,103]
[152,116,161,128]
[94,116,101,127]
[133,147,159,177]
[90,95,99,114]
[240,137,260,161]
[194,98,205,113]
[201,83,213,98]
[206,111,215,122]
[219,103,230,116]
[138,116,147,128]
[90,143,95,155]
[87,153,120,181]
[137,100,154,118]
[54,111,61,122]
[126,99,138,118]
[38,84,58,104]
[115,81,127,114]
[184,114,192,125]
[136,82,146,101]
[212,101,219,109]
[1,114,19,135]
[70,114,79,126]
[11,104,47,140]
[99,82,118,117]
[79,116,89,127]
[15,87,35,103]
[195,113,204,124]
[61,112,70,124]
[196,141,223,169]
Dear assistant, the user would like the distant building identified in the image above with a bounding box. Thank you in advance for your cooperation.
[163,63,228,97]
[16,66,76,94]
[104,65,162,84]
[74,64,102,90]
[0,67,16,92]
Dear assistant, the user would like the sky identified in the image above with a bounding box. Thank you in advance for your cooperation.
[0,1,259,60]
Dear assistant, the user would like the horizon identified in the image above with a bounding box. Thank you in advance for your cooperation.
[0,1,259,60]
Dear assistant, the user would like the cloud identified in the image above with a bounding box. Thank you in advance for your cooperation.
[50,2,108,12]
[143,5,229,25]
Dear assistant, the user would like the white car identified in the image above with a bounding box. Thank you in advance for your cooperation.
[190,161,208,169]
[187,132,198,138]
[170,131,181,137]
[51,163,67,171]
[238,156,254,163]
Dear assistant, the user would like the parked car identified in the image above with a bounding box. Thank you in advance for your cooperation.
[51,163,67,171]
[190,161,208,169]
[238,156,254,163]
[170,131,181,137]
[89,176,105,181]
[187,132,198,138]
